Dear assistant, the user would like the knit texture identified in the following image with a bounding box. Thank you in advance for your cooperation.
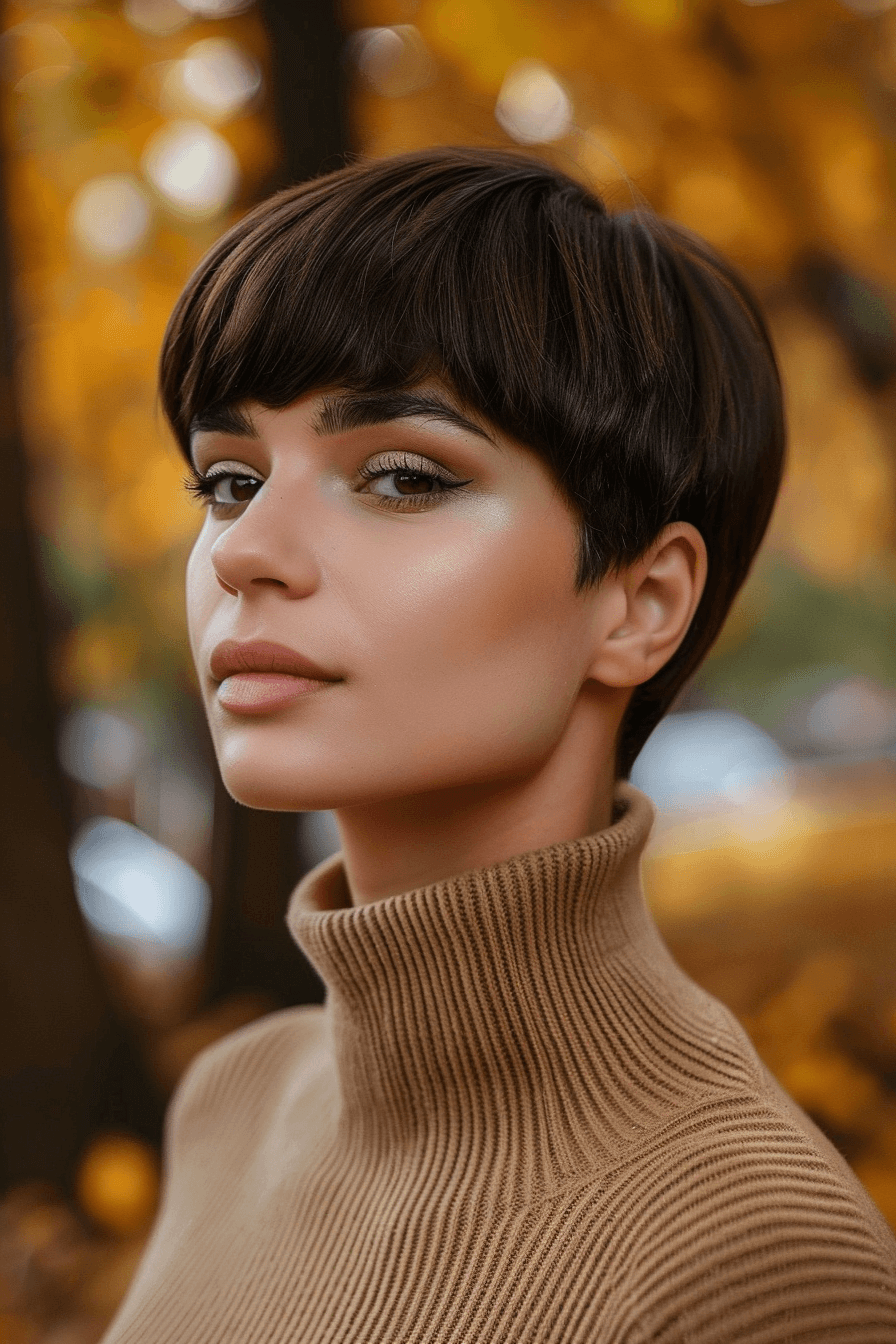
[103,785,896,1343]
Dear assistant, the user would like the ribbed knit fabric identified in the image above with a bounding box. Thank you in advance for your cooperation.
[104,785,896,1343]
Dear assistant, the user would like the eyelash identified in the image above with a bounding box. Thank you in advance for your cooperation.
[355,452,471,509]
[184,468,262,516]
[185,453,472,516]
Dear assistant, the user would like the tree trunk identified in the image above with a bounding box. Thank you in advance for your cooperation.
[0,136,162,1193]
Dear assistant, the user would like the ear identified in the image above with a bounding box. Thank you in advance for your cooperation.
[587,523,708,689]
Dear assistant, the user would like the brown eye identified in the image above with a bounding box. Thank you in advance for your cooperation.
[213,475,261,505]
[359,455,470,505]
[368,469,442,499]
[394,472,435,495]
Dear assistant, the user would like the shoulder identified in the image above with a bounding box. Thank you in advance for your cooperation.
[596,1091,896,1340]
[165,1004,330,1155]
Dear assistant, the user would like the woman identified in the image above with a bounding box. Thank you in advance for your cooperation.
[104,148,896,1342]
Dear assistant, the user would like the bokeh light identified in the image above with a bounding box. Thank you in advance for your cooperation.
[122,0,192,35]
[142,119,239,218]
[161,37,262,122]
[803,677,896,756]
[69,174,152,262]
[76,1135,159,1238]
[631,711,793,814]
[350,26,435,98]
[59,707,144,792]
[178,0,254,16]
[494,60,573,144]
[71,816,211,960]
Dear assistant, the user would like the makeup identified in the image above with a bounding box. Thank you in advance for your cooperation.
[211,639,342,716]
[217,672,336,715]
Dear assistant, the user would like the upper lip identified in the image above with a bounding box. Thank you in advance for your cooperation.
[209,639,342,683]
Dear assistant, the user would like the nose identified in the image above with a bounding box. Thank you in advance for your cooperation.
[209,482,321,600]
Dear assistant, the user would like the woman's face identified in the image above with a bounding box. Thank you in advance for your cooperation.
[186,387,611,812]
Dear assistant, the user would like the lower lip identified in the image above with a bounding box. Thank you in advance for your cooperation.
[216,673,337,715]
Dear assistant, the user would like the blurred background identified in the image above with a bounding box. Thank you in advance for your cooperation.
[0,0,895,1337]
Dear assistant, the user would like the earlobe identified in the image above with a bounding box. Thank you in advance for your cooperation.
[587,523,707,690]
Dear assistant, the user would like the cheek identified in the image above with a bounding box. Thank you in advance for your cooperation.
[185,532,218,658]
[350,511,587,762]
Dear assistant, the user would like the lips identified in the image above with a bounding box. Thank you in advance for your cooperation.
[210,639,342,716]
[210,639,340,683]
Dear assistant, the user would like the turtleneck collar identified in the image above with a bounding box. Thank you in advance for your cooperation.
[286,784,728,1198]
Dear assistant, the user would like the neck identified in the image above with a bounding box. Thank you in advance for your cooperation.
[334,690,623,905]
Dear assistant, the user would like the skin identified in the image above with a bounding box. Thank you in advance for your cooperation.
[187,386,707,906]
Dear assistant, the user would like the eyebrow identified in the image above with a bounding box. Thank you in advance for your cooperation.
[312,391,496,444]
[188,391,497,452]
[189,404,259,443]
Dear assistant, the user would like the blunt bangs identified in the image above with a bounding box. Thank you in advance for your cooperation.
[161,147,785,773]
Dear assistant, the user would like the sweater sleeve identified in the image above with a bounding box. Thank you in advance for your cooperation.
[601,1095,896,1344]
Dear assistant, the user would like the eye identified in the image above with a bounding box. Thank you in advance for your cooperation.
[186,468,263,512]
[368,470,442,498]
[356,451,472,508]
[210,474,262,505]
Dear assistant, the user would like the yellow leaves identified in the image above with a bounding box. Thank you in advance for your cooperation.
[45,8,143,74]
[222,112,280,196]
[653,56,727,125]
[102,440,199,568]
[646,801,896,922]
[1,19,75,90]
[0,0,281,699]
[777,1049,881,1131]
[62,620,142,700]
[668,165,758,245]
[22,287,148,458]
[768,305,895,584]
[745,950,854,1067]
[18,279,199,573]
[773,89,893,266]
[2,17,73,72]
[741,952,885,1147]
[76,1134,159,1238]
[5,156,67,271]
[818,129,887,234]
[795,102,891,254]
[662,145,794,272]
[615,0,685,34]
[340,0,420,28]
[578,124,656,190]
[421,0,550,95]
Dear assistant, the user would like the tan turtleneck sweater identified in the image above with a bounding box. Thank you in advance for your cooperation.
[104,786,896,1342]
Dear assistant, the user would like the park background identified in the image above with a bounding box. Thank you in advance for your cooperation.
[2,0,896,1337]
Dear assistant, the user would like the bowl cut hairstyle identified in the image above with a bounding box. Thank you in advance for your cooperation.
[161,147,785,776]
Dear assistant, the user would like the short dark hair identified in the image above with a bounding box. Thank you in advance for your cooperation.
[160,147,785,776]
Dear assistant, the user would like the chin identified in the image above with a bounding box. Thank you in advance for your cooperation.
[212,722,349,811]
[216,742,397,813]
[220,761,345,813]
[212,712,566,815]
